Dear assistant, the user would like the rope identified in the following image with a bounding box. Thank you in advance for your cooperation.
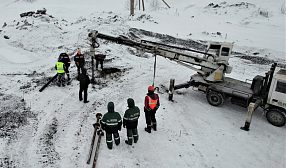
[152,53,156,87]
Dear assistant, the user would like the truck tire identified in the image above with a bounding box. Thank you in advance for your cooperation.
[266,109,286,127]
[206,91,224,106]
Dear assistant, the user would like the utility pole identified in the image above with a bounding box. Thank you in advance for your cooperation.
[130,0,134,15]
[142,0,145,11]
[139,0,140,10]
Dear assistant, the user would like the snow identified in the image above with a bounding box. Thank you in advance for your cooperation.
[0,0,285,168]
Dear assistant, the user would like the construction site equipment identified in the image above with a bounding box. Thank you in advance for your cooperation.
[87,113,102,164]
[88,30,286,129]
[39,74,58,92]
[92,122,104,168]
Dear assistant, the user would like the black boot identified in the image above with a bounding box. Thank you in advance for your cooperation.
[67,74,71,85]
[125,140,132,145]
[144,126,151,133]
[152,124,157,131]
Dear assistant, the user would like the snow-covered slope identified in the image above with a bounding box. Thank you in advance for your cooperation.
[0,0,285,167]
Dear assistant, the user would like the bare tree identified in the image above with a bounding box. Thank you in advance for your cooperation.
[150,0,160,9]
[280,2,285,14]
[131,0,134,15]
[125,0,139,10]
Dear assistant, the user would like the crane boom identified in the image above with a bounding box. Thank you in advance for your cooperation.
[88,30,233,82]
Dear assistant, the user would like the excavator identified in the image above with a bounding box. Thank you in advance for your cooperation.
[88,30,286,130]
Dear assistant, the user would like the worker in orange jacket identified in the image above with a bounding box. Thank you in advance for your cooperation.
[144,86,160,133]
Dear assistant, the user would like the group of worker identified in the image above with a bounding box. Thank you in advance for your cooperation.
[55,50,106,103]
[55,50,160,150]
[100,86,160,149]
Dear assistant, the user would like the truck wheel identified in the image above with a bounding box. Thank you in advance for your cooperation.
[207,91,224,106]
[266,109,286,127]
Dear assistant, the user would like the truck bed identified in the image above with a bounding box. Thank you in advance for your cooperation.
[191,74,254,99]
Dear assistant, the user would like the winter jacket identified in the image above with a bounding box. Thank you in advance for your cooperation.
[74,53,85,67]
[144,91,160,113]
[58,53,71,67]
[101,102,122,133]
[123,98,140,129]
[94,54,106,60]
[78,69,90,89]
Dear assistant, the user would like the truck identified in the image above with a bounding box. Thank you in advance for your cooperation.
[87,30,286,129]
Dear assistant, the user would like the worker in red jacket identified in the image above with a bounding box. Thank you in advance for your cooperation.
[94,54,106,70]
[74,50,85,78]
[58,53,71,84]
[144,86,160,133]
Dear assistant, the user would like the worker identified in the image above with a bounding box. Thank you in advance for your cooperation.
[58,53,71,84]
[100,102,122,149]
[144,86,160,133]
[94,54,106,70]
[74,50,85,79]
[123,98,140,145]
[78,68,90,103]
[55,58,66,87]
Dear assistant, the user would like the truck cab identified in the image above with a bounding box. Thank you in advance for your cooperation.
[267,69,286,108]
[206,41,233,64]
[265,69,286,127]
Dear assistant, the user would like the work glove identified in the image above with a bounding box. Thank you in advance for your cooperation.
[147,107,151,111]
[93,123,100,129]
[155,105,159,109]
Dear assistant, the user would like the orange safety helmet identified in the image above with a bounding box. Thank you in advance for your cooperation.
[148,86,154,91]
[77,50,81,54]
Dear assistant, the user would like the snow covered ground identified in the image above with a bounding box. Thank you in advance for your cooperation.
[0,0,285,167]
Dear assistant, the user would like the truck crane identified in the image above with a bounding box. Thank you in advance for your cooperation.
[88,30,286,130]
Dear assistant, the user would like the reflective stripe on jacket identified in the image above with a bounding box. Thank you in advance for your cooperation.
[56,62,65,73]
[148,96,158,110]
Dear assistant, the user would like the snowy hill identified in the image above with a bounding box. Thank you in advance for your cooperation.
[0,0,285,167]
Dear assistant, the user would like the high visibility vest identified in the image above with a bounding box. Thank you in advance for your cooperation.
[148,96,158,110]
[56,62,65,73]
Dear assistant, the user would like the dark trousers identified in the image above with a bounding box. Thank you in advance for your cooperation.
[79,87,88,102]
[126,128,138,145]
[96,60,103,70]
[76,65,84,76]
[145,112,156,127]
[57,73,65,87]
[106,132,120,149]
[65,67,70,80]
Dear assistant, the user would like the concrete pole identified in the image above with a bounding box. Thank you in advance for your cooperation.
[169,79,175,101]
[241,99,262,131]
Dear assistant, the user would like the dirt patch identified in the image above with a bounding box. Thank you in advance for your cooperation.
[234,55,286,68]
[91,67,129,88]
[37,117,60,167]
[95,67,126,79]
[0,93,36,141]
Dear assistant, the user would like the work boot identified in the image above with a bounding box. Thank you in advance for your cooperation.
[152,124,157,131]
[144,126,151,133]
[84,101,89,103]
[67,78,71,85]
[125,140,132,145]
